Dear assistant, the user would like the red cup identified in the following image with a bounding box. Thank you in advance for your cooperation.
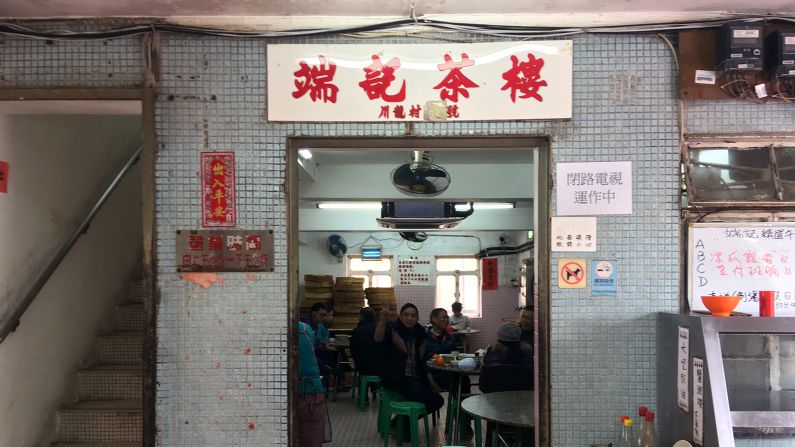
[759,291,775,317]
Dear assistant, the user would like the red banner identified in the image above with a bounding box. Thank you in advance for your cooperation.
[482,257,498,290]
[201,152,236,228]
[0,161,8,193]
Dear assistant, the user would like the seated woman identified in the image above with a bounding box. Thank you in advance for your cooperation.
[374,303,444,415]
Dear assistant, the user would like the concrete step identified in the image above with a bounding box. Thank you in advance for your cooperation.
[129,280,144,303]
[98,333,142,365]
[57,400,141,443]
[79,365,143,401]
[113,303,143,332]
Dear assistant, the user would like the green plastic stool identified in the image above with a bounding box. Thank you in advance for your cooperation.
[377,388,407,439]
[385,401,431,447]
[358,375,381,410]
[473,415,483,447]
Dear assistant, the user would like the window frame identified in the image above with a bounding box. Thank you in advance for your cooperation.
[682,134,795,207]
[346,255,394,289]
[434,255,482,318]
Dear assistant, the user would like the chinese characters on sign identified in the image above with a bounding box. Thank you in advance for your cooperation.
[689,224,795,316]
[677,326,690,413]
[556,161,632,216]
[397,255,433,285]
[693,356,704,445]
[267,41,573,121]
[482,258,498,291]
[0,161,8,193]
[176,230,274,272]
[201,152,236,228]
[551,216,597,252]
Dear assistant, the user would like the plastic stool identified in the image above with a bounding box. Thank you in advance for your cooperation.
[377,388,407,439]
[358,375,381,410]
[385,401,431,447]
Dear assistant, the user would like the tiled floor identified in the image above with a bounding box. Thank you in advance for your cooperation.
[326,388,480,447]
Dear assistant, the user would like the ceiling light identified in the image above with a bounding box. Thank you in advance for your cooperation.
[454,202,515,211]
[317,202,382,209]
[298,149,313,160]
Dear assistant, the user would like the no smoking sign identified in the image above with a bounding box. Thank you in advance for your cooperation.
[558,258,587,289]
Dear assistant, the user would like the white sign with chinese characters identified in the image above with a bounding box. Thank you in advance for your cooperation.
[693,356,705,445]
[677,326,690,413]
[556,161,632,215]
[551,216,597,252]
[266,41,572,122]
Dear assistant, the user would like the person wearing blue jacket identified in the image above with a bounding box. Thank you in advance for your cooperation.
[298,321,328,446]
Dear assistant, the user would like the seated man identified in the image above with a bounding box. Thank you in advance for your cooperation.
[425,308,470,394]
[350,307,380,376]
[301,302,350,392]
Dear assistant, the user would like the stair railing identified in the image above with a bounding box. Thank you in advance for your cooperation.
[0,143,143,343]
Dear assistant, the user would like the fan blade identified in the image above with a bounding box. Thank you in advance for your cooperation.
[416,167,448,178]
[392,164,419,187]
[409,179,437,194]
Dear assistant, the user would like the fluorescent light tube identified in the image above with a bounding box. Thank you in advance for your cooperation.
[298,149,313,160]
[454,202,515,211]
[317,202,382,209]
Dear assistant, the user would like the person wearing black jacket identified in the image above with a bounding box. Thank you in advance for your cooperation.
[374,303,444,415]
[350,308,379,376]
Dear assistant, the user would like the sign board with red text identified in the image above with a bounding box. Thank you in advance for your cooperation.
[689,223,795,316]
[176,229,274,273]
[266,41,572,122]
[201,152,236,228]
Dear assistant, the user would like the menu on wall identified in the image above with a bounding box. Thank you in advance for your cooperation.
[397,255,433,285]
[688,223,795,316]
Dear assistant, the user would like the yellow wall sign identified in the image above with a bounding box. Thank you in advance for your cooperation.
[558,258,587,289]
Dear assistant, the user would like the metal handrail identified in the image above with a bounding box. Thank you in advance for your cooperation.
[0,143,143,343]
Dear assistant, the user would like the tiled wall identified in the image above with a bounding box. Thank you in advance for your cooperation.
[2,25,790,447]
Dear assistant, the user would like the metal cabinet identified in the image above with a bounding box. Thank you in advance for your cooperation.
[657,313,795,447]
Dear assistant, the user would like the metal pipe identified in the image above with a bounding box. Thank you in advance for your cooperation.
[0,143,142,343]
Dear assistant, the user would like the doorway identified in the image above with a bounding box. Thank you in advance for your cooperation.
[287,136,550,446]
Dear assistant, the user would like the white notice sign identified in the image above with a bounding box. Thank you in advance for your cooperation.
[677,326,690,413]
[551,216,597,252]
[693,357,705,445]
[266,41,573,122]
[556,161,632,215]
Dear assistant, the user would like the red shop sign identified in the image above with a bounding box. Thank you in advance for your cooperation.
[0,161,8,193]
[201,152,236,228]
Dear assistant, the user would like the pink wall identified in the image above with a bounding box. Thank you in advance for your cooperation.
[394,285,521,351]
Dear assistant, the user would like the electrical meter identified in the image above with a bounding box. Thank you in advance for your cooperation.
[765,30,795,79]
[716,23,764,72]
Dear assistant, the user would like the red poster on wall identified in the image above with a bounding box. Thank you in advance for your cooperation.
[482,257,498,290]
[201,152,236,228]
[0,161,8,193]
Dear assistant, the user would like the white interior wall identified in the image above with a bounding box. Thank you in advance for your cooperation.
[0,115,142,447]
[299,231,524,284]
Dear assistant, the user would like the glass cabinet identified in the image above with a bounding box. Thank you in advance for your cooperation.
[657,313,795,447]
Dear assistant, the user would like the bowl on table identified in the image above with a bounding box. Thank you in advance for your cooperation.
[701,295,741,317]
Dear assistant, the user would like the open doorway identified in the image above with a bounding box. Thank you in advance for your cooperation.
[288,136,550,447]
[0,97,156,447]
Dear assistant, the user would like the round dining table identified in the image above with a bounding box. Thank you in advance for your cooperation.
[427,360,481,445]
[461,390,534,446]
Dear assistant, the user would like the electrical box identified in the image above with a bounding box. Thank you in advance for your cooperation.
[765,30,795,79]
[715,23,764,73]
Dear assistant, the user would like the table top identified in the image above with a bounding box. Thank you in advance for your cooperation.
[461,391,534,428]
[452,329,480,335]
[426,361,481,375]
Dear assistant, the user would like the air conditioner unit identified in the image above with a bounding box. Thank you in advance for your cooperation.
[376,201,474,230]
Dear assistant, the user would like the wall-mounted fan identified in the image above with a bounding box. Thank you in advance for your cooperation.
[391,151,450,197]
[326,234,347,262]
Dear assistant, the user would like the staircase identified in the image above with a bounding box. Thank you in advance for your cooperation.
[52,281,144,447]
